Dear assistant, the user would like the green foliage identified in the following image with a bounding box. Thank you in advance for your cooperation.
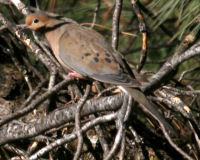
[148,0,200,40]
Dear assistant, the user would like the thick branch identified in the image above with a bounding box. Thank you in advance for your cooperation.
[0,93,125,145]
[143,41,200,92]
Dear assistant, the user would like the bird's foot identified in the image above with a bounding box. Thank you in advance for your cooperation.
[67,72,82,79]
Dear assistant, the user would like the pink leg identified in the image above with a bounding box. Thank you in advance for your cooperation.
[67,72,82,79]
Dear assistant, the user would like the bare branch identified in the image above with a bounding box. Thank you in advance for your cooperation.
[112,0,123,50]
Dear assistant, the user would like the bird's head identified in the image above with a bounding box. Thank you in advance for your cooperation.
[25,14,50,31]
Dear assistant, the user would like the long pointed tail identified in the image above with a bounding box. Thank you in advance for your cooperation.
[119,86,175,135]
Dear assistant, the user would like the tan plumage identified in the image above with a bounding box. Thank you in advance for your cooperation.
[25,14,140,87]
[25,13,174,134]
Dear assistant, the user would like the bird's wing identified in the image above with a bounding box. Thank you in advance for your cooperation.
[58,24,140,87]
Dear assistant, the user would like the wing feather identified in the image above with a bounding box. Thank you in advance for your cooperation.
[58,24,140,87]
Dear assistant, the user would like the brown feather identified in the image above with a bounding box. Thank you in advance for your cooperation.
[25,13,141,87]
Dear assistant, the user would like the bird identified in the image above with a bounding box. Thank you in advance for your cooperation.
[25,13,174,134]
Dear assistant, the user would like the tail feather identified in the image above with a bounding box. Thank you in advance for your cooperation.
[119,86,175,135]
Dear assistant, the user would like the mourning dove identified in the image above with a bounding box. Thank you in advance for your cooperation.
[25,13,174,134]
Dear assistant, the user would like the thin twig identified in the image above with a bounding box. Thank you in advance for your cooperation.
[28,113,118,160]
[104,95,128,160]
[112,0,123,50]
[4,144,28,158]
[178,67,200,82]
[97,86,117,98]
[0,93,125,145]
[124,95,133,122]
[21,54,45,81]
[91,0,101,29]
[130,0,147,72]
[81,22,137,37]
[119,132,125,160]
[43,68,57,113]
[6,34,33,94]
[0,79,70,127]
[143,41,200,92]
[162,86,200,96]
[159,121,194,160]
[73,85,91,160]
[89,114,109,157]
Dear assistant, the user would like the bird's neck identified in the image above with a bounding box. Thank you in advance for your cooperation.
[44,19,69,32]
[44,23,69,58]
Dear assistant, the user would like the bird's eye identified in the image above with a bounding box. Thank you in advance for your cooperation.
[32,18,39,24]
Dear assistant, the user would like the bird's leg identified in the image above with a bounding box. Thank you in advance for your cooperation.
[67,72,83,79]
